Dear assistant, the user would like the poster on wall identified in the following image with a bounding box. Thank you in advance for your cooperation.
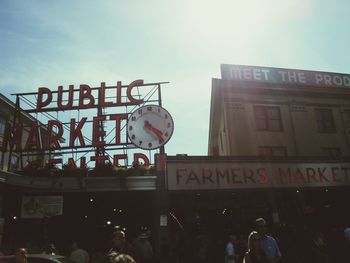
[21,196,63,218]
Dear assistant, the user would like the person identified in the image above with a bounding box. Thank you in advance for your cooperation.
[109,230,131,255]
[243,231,269,263]
[69,241,89,263]
[344,227,350,243]
[131,232,153,263]
[255,218,281,263]
[13,248,27,263]
[308,231,329,263]
[344,227,350,260]
[225,235,238,263]
[194,234,209,263]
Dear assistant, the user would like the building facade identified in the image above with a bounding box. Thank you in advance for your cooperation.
[163,65,350,263]
[0,85,162,259]
[0,93,49,171]
[209,64,350,159]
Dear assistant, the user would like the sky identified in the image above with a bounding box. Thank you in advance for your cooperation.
[1,0,350,159]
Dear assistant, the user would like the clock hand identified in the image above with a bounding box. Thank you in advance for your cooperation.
[146,127,164,142]
[144,121,164,142]
[152,129,165,142]
[147,126,164,142]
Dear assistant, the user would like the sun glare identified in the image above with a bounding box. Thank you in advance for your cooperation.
[169,0,310,52]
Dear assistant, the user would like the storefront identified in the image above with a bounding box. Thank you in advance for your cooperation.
[0,172,157,254]
[165,155,350,262]
[0,80,172,261]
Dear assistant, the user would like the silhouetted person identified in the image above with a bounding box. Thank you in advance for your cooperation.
[70,241,89,263]
[255,218,281,263]
[109,230,131,255]
[308,231,329,263]
[243,231,269,263]
[13,248,27,263]
[225,235,238,263]
[131,232,153,263]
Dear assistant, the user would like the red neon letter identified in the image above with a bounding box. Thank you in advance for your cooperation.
[37,87,52,110]
[79,84,95,108]
[110,114,128,144]
[116,81,122,105]
[69,118,87,147]
[67,158,78,169]
[2,122,23,152]
[113,154,127,166]
[25,122,42,150]
[2,122,23,151]
[80,157,86,168]
[57,85,74,110]
[69,157,86,168]
[92,115,106,147]
[47,120,63,149]
[133,153,150,167]
[98,82,114,107]
[127,80,144,105]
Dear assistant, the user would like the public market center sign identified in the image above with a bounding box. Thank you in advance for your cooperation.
[2,80,168,167]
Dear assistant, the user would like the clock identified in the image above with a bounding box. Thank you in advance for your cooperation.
[127,105,174,150]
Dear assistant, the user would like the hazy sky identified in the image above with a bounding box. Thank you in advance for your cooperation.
[1,0,350,157]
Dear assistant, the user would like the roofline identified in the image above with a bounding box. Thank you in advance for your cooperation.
[220,63,350,77]
[0,93,44,124]
[0,94,66,143]
[208,78,222,154]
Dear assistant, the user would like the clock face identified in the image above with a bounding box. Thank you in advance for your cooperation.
[127,105,174,150]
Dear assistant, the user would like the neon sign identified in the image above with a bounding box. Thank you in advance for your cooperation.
[2,80,168,169]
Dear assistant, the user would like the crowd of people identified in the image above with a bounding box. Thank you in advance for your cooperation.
[1,219,350,263]
[171,217,349,263]
[224,218,281,263]
[0,228,152,263]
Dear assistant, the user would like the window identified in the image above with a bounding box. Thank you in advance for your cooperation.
[345,110,350,133]
[322,147,341,158]
[315,109,336,133]
[254,106,282,131]
[258,146,287,157]
[0,117,5,149]
[0,117,5,135]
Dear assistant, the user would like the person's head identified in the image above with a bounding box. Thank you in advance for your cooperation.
[14,248,27,263]
[228,235,238,244]
[112,230,126,248]
[255,218,267,236]
[247,231,262,252]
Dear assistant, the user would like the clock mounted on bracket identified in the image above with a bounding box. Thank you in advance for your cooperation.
[127,105,174,150]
